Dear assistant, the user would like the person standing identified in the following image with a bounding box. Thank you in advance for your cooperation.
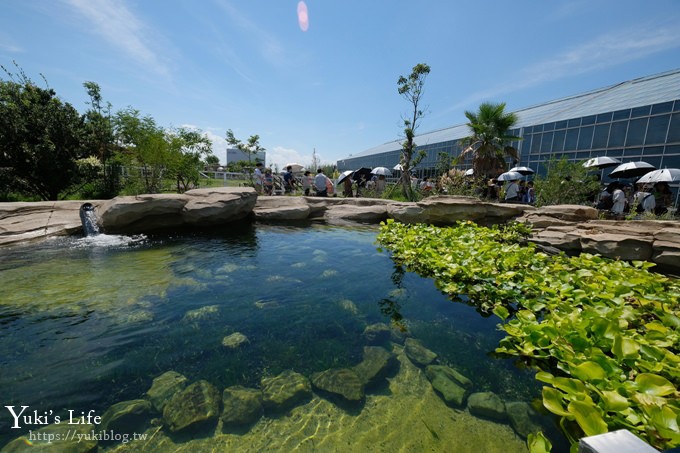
[254,162,264,194]
[504,179,520,202]
[283,166,295,194]
[342,177,353,197]
[611,182,627,217]
[313,169,329,197]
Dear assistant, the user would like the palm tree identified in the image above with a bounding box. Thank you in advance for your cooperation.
[459,102,521,178]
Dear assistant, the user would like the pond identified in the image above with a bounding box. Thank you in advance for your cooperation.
[0,223,568,452]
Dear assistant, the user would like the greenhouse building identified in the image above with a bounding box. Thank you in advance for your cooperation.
[336,68,680,180]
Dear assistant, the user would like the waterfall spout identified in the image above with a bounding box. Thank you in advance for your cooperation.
[79,203,100,236]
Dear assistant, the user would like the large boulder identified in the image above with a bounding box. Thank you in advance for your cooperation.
[580,233,654,261]
[98,187,256,233]
[181,187,257,225]
[253,196,311,220]
[389,196,531,225]
[0,200,100,246]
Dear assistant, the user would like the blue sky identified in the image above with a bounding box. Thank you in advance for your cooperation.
[1,0,680,170]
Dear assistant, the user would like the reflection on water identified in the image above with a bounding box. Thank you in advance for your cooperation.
[0,223,565,451]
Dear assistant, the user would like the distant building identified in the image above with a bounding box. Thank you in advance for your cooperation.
[337,68,680,180]
[226,148,266,166]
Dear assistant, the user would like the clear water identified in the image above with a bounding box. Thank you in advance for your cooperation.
[0,223,566,451]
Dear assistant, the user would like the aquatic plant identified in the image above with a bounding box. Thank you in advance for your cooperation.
[377,220,680,451]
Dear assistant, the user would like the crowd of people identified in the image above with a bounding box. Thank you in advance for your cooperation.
[251,164,675,218]
[596,181,673,218]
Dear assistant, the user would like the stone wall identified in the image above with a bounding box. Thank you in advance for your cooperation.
[0,191,678,274]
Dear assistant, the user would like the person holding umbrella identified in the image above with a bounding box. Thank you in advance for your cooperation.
[504,178,521,202]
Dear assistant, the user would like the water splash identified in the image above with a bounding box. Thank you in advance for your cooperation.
[79,203,100,236]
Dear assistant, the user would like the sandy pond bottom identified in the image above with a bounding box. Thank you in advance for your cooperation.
[111,347,527,453]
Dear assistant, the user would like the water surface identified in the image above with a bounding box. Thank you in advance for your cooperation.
[0,223,563,451]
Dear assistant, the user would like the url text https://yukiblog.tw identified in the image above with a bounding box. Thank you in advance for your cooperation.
[28,429,147,444]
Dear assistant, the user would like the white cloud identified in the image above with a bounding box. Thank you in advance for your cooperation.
[63,0,171,77]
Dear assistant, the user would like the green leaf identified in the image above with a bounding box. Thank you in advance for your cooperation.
[635,373,676,396]
[570,361,607,381]
[527,431,552,453]
[493,305,510,320]
[613,335,640,360]
[600,390,630,412]
[542,387,571,417]
[567,400,608,436]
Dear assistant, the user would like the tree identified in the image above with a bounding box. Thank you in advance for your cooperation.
[81,81,117,197]
[0,64,87,200]
[113,108,169,194]
[533,156,600,207]
[225,129,265,186]
[397,63,430,200]
[165,127,213,193]
[459,102,521,179]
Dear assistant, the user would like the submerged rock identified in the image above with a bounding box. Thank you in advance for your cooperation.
[1,423,97,453]
[353,346,395,385]
[506,401,541,438]
[467,392,507,421]
[362,323,391,345]
[221,386,263,427]
[261,370,312,410]
[311,368,364,402]
[425,366,471,407]
[100,399,153,438]
[146,371,189,412]
[182,305,219,322]
[404,338,437,367]
[222,332,249,349]
[338,299,359,315]
[425,365,472,388]
[162,380,221,432]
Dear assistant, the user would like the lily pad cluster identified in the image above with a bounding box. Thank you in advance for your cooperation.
[377,219,680,451]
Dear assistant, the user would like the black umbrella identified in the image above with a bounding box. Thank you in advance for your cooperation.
[609,161,656,179]
[352,167,373,182]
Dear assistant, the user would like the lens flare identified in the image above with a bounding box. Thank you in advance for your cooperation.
[297,1,309,32]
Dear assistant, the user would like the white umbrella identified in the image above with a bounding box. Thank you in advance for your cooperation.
[336,170,354,185]
[284,163,304,172]
[583,156,622,169]
[371,166,392,176]
[497,171,523,181]
[509,166,535,176]
[464,168,474,176]
[609,161,656,179]
[636,168,680,184]
[393,164,403,171]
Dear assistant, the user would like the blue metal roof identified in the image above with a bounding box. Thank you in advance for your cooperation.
[344,68,680,160]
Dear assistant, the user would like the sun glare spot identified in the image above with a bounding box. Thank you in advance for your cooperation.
[297,1,309,32]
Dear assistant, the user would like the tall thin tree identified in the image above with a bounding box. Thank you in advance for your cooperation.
[397,63,430,200]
